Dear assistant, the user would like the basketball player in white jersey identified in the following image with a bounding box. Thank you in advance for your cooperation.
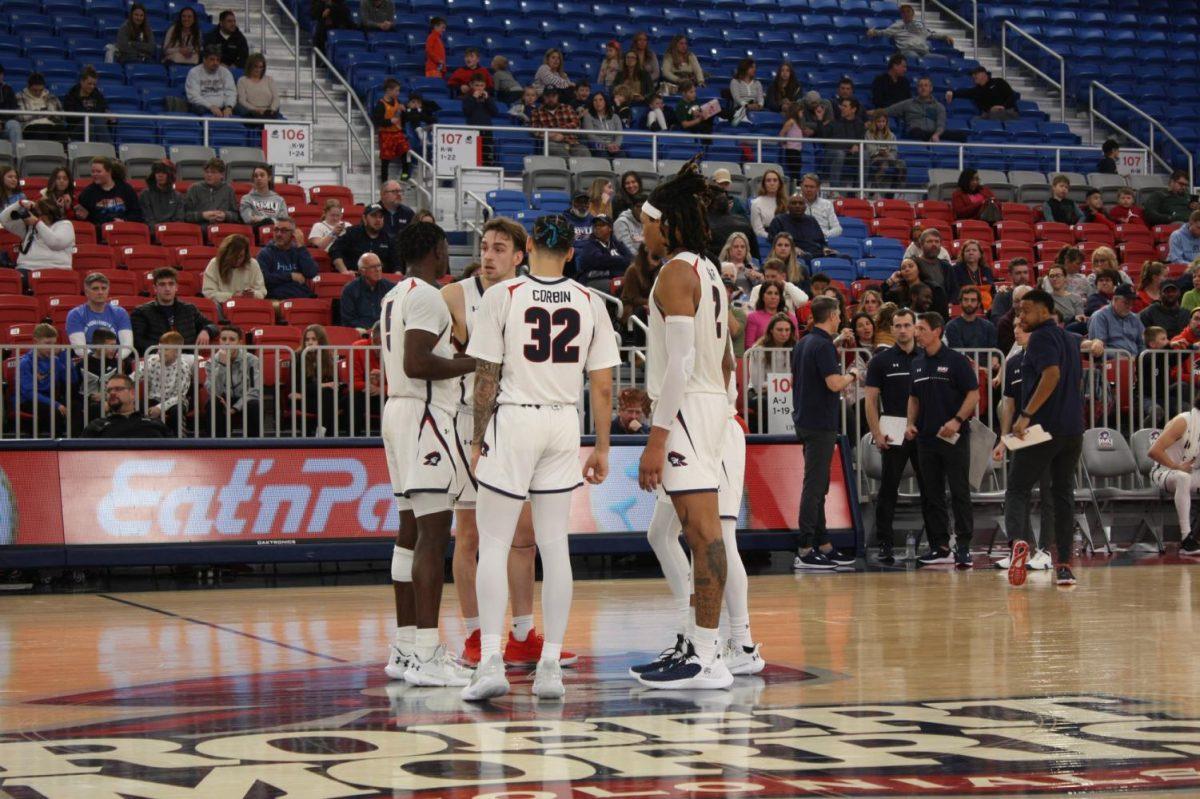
[632,368,765,679]
[442,218,576,667]
[380,222,476,687]
[1147,400,1200,557]
[636,159,736,691]
[462,215,620,701]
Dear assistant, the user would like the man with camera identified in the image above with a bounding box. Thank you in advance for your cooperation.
[0,197,75,274]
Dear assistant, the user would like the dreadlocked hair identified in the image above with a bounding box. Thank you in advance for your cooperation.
[646,156,721,255]
[396,221,446,267]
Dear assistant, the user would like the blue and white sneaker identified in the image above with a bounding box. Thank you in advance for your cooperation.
[954,547,974,569]
[917,547,954,565]
[793,548,837,570]
[628,634,685,678]
[637,641,734,690]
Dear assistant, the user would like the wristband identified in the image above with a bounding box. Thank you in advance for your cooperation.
[953,415,965,425]
[1019,410,1033,419]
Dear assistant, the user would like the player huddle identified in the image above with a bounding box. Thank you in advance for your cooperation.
[381,160,765,701]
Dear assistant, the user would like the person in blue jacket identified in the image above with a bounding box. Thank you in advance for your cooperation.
[575,215,633,293]
[16,323,79,437]
[257,218,319,299]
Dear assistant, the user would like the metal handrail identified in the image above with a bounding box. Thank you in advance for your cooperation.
[309,47,377,203]
[1001,21,1066,123]
[261,0,302,97]
[590,286,624,324]
[920,0,978,59]
[0,108,310,149]
[1089,81,1194,187]
[463,188,492,235]
[406,150,434,209]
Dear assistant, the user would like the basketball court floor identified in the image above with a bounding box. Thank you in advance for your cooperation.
[3,560,1200,798]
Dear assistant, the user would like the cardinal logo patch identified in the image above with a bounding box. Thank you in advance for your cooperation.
[423,451,442,466]
[667,451,687,467]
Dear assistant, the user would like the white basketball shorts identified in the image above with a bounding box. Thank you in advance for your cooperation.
[659,393,727,497]
[382,397,467,513]
[474,404,583,500]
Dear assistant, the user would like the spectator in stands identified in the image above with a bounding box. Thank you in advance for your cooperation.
[614,51,652,104]
[78,157,143,228]
[293,324,343,436]
[163,7,202,64]
[564,191,594,245]
[1087,246,1130,289]
[820,97,865,187]
[586,178,612,218]
[206,325,261,436]
[767,195,831,266]
[488,56,522,105]
[597,41,621,90]
[331,202,398,273]
[990,258,1032,323]
[1086,268,1120,316]
[722,265,748,354]
[1088,283,1144,355]
[710,169,747,216]
[865,109,906,190]
[533,48,574,93]
[901,223,949,263]
[765,62,803,114]
[661,34,704,90]
[764,232,803,285]
[629,31,660,85]
[867,3,952,60]
[1047,264,1086,326]
[619,244,659,329]
[1140,281,1189,338]
[114,3,157,64]
[912,228,957,300]
[310,0,352,52]
[372,80,411,182]
[135,330,193,432]
[614,198,643,253]
[448,48,492,95]
[508,85,539,125]
[1169,211,1200,264]
[1184,267,1200,311]
[1042,174,1081,225]
[67,272,133,352]
[946,66,1018,120]
[0,168,25,206]
[202,233,266,302]
[63,66,116,144]
[751,168,787,239]
[131,267,218,352]
[258,218,317,299]
[944,286,997,349]
[139,160,184,225]
[187,47,236,117]
[871,54,910,110]
[76,327,123,425]
[529,87,588,157]
[183,157,239,224]
[884,76,957,143]
[884,259,947,317]
[611,387,650,435]
[239,165,287,227]
[360,0,394,31]
[582,93,624,158]
[402,89,438,146]
[15,324,74,436]
[81,374,170,438]
[1081,188,1117,232]
[729,58,765,120]
[340,252,395,331]
[673,80,714,135]
[612,171,643,221]
[747,259,808,313]
[461,77,498,164]
[950,168,999,220]
[747,313,798,399]
[1134,260,1167,313]
[1108,186,1146,227]
[308,198,347,250]
[642,92,671,132]
[236,54,282,119]
[0,197,73,272]
[798,174,841,239]
[1146,170,1200,226]
[203,11,249,69]
[1097,139,1120,175]
[799,90,831,138]
[42,168,74,217]
[424,17,446,77]
[16,73,65,142]
[1171,307,1200,349]
[718,231,761,291]
[576,215,632,293]
[952,238,996,294]
[745,281,798,346]
[834,78,867,121]
[569,80,593,112]
[0,65,20,146]
[346,322,382,426]
[706,188,757,262]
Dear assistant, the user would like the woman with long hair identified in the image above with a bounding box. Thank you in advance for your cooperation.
[581,93,624,157]
[769,231,803,283]
[0,167,24,206]
[765,61,801,112]
[308,198,347,250]
[874,302,898,347]
[615,50,652,103]
[859,288,884,320]
[115,2,156,63]
[293,324,344,436]
[951,168,998,220]
[533,48,573,92]
[597,40,622,90]
[77,156,142,228]
[718,231,762,291]
[751,168,788,238]
[745,281,799,345]
[236,54,282,119]
[620,243,660,330]
[41,167,73,215]
[163,6,201,64]
[661,34,703,89]
[628,31,660,84]
[729,57,764,116]
[586,177,612,218]
[202,233,266,302]
[612,171,643,221]
[1043,243,1093,300]
[865,110,906,190]
[1136,260,1166,313]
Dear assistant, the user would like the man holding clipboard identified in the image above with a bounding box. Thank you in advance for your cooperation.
[865,308,932,564]
[1003,289,1085,586]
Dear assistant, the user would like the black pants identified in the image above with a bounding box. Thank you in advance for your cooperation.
[917,434,974,550]
[1004,435,1083,563]
[301,382,343,436]
[796,427,838,550]
[206,400,262,438]
[875,439,932,548]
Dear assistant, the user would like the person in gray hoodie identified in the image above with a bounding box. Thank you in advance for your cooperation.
[139,160,185,226]
[613,202,643,254]
[239,165,288,226]
[205,325,262,437]
[185,47,236,117]
[883,76,966,142]
[183,157,239,224]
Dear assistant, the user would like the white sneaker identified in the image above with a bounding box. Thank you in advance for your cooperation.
[994,554,1012,570]
[723,640,766,675]
[461,653,509,701]
[384,643,410,680]
[1028,549,1053,570]
[404,644,472,687]
[532,658,565,700]
[637,641,734,690]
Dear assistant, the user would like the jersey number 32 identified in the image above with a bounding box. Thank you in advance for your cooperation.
[524,307,580,363]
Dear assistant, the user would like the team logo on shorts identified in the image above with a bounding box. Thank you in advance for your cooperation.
[423,451,442,466]
[667,451,687,467]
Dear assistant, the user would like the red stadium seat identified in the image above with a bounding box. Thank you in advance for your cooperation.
[248,325,302,348]
[172,245,217,271]
[1035,240,1072,262]
[91,269,140,295]
[1078,241,1108,262]
[833,197,873,223]
[999,203,1035,225]
[26,270,81,297]
[106,294,144,311]
[310,247,333,273]
[279,298,334,327]
[849,279,882,301]
[40,294,78,328]
[190,295,220,323]
[915,199,952,222]
[101,221,152,246]
[19,176,47,195]
[155,223,203,247]
[259,347,293,389]
[117,245,172,273]
[0,270,21,295]
[871,217,913,241]
[1153,224,1181,244]
[70,220,98,245]
[1035,221,1072,242]
[206,223,254,246]
[1121,242,1159,265]
[1115,224,1153,246]
[1073,223,1114,247]
[873,198,915,222]
[309,185,355,208]
[312,272,354,298]
[223,297,276,326]
[0,322,37,346]
[993,220,1034,243]
[994,239,1034,263]
[915,220,952,243]
[276,183,307,206]
[0,294,41,325]
[255,223,275,247]
[954,220,994,244]
[343,205,364,225]
[323,325,363,347]
[72,244,116,272]
[289,205,322,231]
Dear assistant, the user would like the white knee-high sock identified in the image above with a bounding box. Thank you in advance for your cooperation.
[531,492,574,660]
[647,499,692,637]
[721,518,751,647]
[475,488,525,662]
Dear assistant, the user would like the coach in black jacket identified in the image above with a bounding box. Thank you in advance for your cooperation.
[81,375,171,438]
[131,267,220,354]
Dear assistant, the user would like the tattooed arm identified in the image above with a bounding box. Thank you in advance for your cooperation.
[470,360,501,474]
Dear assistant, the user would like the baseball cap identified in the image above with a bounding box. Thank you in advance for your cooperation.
[572,190,589,201]
[593,214,613,226]
[712,168,732,185]
[1163,282,1182,293]
[1114,283,1136,299]
[542,85,560,95]
[363,203,385,215]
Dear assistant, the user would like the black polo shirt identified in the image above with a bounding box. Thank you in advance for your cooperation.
[791,327,840,432]
[909,343,977,440]
[865,343,919,416]
[1003,349,1025,401]
[1022,320,1084,436]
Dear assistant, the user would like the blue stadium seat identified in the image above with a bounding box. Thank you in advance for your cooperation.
[863,238,905,260]
[531,190,570,212]
[827,237,864,260]
[811,257,857,282]
[838,217,868,240]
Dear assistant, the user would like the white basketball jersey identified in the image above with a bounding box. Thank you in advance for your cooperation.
[647,251,729,400]
[381,277,457,414]
[467,274,621,406]
[1162,410,1200,467]
[456,275,486,412]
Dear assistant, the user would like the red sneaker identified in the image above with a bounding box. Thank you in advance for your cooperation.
[504,628,578,666]
[460,629,481,667]
[1008,541,1030,587]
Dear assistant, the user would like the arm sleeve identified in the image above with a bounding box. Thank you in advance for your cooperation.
[650,315,696,429]
[585,294,622,372]
[465,285,506,364]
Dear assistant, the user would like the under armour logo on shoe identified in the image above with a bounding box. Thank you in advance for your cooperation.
[667,451,687,467]
[423,451,442,466]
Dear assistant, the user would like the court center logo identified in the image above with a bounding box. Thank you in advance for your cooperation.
[6,675,1200,798]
